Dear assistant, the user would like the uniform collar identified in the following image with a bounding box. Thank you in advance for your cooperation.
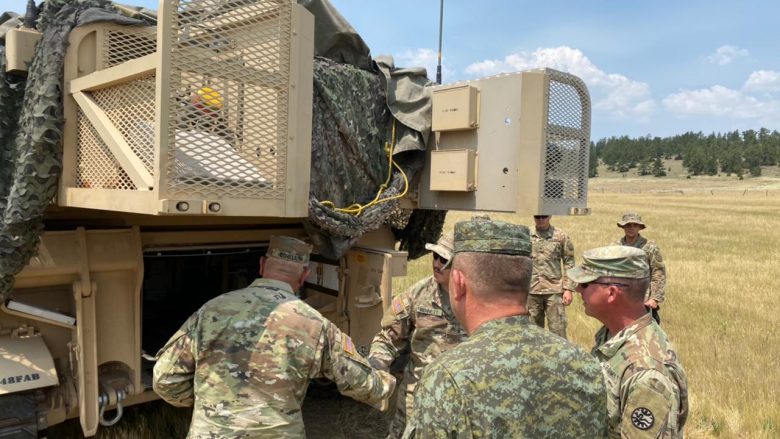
[249,278,296,295]
[425,280,455,318]
[434,282,449,303]
[533,226,555,238]
[473,314,530,335]
[621,234,647,248]
[596,313,654,358]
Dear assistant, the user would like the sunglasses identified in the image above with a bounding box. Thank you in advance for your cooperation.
[432,252,449,265]
[578,281,629,289]
[533,215,550,220]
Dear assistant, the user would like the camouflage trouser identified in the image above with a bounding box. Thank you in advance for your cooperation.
[386,380,414,439]
[527,293,567,339]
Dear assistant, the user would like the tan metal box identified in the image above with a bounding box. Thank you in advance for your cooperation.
[58,1,314,218]
[429,149,477,191]
[431,84,479,131]
[419,69,591,215]
[5,27,41,74]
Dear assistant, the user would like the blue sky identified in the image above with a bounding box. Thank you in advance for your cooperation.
[329,0,780,140]
[4,0,780,140]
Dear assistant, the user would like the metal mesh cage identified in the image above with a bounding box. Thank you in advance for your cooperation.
[164,0,292,199]
[75,76,157,189]
[104,27,157,68]
[542,69,590,205]
[76,111,137,190]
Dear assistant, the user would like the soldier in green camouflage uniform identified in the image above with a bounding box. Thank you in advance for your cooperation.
[570,246,688,438]
[153,236,396,439]
[403,219,607,438]
[528,214,575,338]
[615,212,666,322]
[368,232,468,439]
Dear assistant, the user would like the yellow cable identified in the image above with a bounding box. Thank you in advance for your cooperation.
[320,120,409,216]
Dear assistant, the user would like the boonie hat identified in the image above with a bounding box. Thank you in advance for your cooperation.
[444,219,531,268]
[266,236,313,264]
[568,246,649,284]
[617,212,646,229]
[425,232,454,261]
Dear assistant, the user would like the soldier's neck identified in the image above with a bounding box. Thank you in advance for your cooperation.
[466,303,526,334]
[606,307,647,336]
[623,234,640,245]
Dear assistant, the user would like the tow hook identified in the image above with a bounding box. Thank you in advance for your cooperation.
[97,388,126,427]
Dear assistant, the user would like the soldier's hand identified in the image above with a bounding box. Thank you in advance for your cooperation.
[562,290,573,306]
[644,298,659,309]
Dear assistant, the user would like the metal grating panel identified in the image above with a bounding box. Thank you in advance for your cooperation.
[542,69,591,205]
[90,76,157,176]
[165,0,292,199]
[104,27,157,68]
[76,111,137,190]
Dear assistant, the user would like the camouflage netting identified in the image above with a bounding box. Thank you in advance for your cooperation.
[300,1,446,260]
[0,0,445,299]
[305,58,445,260]
[0,0,144,299]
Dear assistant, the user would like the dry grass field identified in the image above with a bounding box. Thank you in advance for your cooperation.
[395,173,780,439]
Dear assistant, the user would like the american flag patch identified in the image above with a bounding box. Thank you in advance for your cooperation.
[391,297,405,315]
[342,333,357,356]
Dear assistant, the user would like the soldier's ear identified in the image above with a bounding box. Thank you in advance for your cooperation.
[450,269,467,301]
[259,256,267,276]
[606,285,620,304]
[298,265,311,286]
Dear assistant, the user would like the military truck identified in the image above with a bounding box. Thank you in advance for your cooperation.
[0,0,591,436]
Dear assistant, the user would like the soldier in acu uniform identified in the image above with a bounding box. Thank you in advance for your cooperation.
[570,245,688,438]
[403,219,607,439]
[615,212,666,322]
[153,236,395,439]
[528,214,576,338]
[368,232,468,439]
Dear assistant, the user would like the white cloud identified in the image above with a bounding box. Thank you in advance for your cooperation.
[465,59,503,77]
[707,45,749,65]
[464,46,655,120]
[743,70,780,92]
[663,85,780,123]
[394,48,454,82]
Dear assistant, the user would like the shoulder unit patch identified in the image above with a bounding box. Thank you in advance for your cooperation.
[631,407,655,430]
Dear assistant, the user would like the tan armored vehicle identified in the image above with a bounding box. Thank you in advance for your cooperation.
[0,0,591,436]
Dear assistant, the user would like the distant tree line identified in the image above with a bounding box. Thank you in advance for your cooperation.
[589,128,780,178]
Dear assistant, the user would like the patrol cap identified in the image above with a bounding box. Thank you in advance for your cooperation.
[425,232,454,261]
[568,246,649,284]
[444,220,531,268]
[266,236,313,264]
[617,212,646,229]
